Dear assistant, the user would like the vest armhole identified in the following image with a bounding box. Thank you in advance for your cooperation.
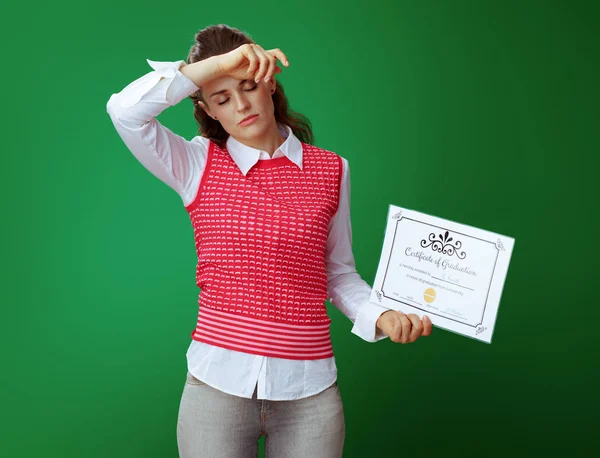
[184,140,215,210]
[334,154,343,215]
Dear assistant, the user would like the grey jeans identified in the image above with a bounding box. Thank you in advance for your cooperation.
[177,371,345,458]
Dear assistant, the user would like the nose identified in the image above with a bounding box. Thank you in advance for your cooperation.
[233,92,251,112]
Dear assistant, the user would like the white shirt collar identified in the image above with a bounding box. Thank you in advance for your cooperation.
[225,123,303,176]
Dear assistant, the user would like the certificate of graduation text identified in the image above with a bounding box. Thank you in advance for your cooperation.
[369,205,515,343]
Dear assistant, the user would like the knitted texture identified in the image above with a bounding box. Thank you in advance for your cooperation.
[184,139,343,360]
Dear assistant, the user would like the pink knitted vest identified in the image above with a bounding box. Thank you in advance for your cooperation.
[184,139,343,360]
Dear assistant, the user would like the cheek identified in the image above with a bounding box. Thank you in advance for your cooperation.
[257,90,274,110]
[214,105,234,122]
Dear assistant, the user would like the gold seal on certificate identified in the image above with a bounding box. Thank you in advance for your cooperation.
[369,204,515,343]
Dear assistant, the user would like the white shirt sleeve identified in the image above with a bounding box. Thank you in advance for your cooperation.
[325,156,391,343]
[106,59,209,205]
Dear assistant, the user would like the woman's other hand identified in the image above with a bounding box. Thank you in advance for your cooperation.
[215,43,289,83]
[376,311,433,344]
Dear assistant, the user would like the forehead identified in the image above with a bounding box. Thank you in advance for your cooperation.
[202,75,250,99]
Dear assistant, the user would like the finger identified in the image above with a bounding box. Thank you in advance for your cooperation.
[406,314,424,342]
[265,53,281,82]
[400,315,411,344]
[261,48,277,82]
[244,45,260,78]
[421,315,433,336]
[251,44,270,83]
[267,47,289,67]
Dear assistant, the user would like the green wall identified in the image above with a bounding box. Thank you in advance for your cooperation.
[2,1,597,456]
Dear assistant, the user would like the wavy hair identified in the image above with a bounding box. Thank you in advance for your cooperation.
[186,24,314,147]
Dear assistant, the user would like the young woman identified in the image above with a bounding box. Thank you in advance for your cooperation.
[107,23,431,458]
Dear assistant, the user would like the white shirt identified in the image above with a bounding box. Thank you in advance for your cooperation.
[106,59,391,400]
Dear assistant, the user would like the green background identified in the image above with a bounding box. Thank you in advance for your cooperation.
[2,0,598,457]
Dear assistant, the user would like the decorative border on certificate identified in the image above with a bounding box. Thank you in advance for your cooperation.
[369,205,515,343]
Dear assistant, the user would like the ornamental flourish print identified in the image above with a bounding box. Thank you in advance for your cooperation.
[420,230,467,259]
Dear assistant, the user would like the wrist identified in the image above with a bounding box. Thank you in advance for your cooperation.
[179,55,223,88]
[376,310,393,331]
[209,54,228,79]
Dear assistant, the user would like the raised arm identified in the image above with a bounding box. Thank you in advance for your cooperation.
[106,57,222,205]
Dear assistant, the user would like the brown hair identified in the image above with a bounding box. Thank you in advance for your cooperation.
[186,24,314,148]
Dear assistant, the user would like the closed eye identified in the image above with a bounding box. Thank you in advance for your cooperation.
[217,83,258,105]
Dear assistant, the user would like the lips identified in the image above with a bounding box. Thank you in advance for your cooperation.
[239,114,258,124]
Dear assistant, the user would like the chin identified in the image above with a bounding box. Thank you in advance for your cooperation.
[238,121,267,137]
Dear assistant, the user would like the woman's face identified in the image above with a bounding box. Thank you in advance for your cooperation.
[198,75,277,142]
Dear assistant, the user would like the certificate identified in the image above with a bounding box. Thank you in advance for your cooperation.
[369,204,515,343]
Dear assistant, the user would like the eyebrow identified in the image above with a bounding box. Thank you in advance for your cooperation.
[209,79,251,99]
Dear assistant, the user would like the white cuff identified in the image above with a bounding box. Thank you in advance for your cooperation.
[120,59,198,109]
[350,302,391,343]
